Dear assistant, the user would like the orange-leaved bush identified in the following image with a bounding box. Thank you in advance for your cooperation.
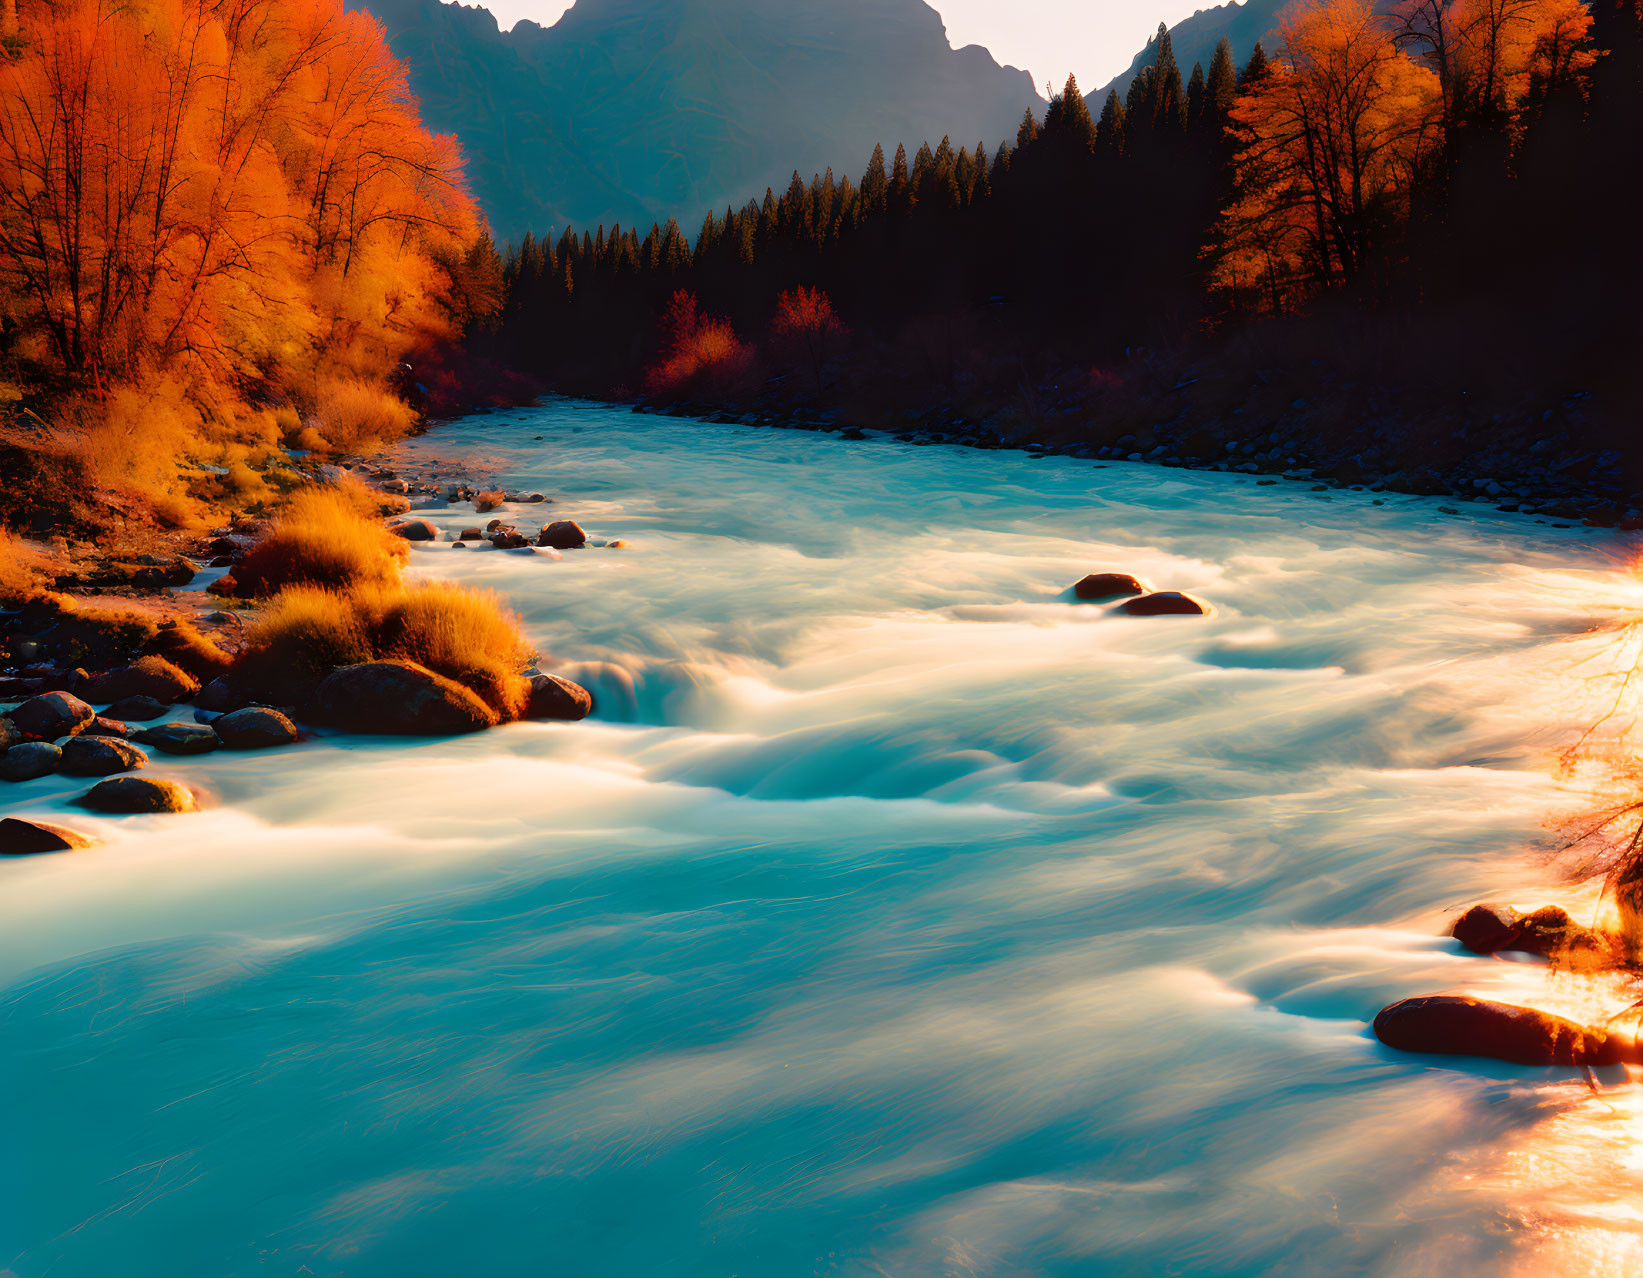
[642,290,755,398]
[771,286,849,396]
[0,529,50,602]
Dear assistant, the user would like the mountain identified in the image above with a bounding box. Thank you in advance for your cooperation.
[1092,1,1286,104]
[357,0,1042,246]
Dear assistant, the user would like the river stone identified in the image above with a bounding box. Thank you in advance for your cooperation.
[133,721,221,755]
[459,527,483,540]
[9,691,94,741]
[214,707,298,749]
[106,693,171,721]
[0,741,62,781]
[192,677,246,713]
[390,519,439,541]
[78,776,196,814]
[82,657,199,706]
[0,817,98,855]
[538,520,586,549]
[60,735,148,777]
[526,674,594,722]
[1373,995,1635,1067]
[83,716,130,738]
[1073,572,1149,600]
[317,661,495,736]
[1122,591,1210,617]
[1451,903,1522,954]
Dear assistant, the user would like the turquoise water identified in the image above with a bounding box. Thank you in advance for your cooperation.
[3,401,1641,1275]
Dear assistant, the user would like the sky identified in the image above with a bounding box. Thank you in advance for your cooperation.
[474,0,1212,91]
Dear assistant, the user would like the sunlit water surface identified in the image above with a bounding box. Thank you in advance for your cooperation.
[6,402,1643,1276]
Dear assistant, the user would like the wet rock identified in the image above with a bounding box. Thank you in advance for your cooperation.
[317,660,495,735]
[522,492,547,503]
[82,656,199,706]
[1373,995,1637,1067]
[78,775,197,813]
[390,519,439,542]
[60,735,147,777]
[132,721,220,755]
[83,717,130,738]
[1451,903,1523,954]
[10,691,95,741]
[525,674,594,722]
[192,677,245,713]
[1122,592,1210,617]
[459,528,484,541]
[538,520,587,549]
[1512,906,1586,959]
[1073,572,1149,601]
[491,531,531,550]
[0,821,98,854]
[106,694,171,722]
[214,707,298,749]
[0,817,99,855]
[0,741,62,781]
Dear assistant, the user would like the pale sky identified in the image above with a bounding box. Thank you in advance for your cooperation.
[476,1,1211,92]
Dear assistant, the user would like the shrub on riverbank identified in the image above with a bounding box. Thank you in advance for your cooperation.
[231,582,533,717]
[213,489,408,599]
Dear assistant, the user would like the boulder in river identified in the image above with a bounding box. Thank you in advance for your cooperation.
[538,520,586,549]
[459,528,483,541]
[83,717,130,738]
[59,736,148,777]
[106,694,172,722]
[526,674,594,722]
[0,817,98,855]
[214,707,299,749]
[192,678,246,714]
[82,656,199,706]
[0,741,62,781]
[492,531,531,550]
[317,660,496,735]
[1122,591,1210,617]
[390,519,439,542]
[9,691,95,741]
[1451,903,1524,954]
[1373,995,1638,1067]
[1073,572,1149,600]
[132,721,221,755]
[78,776,197,813]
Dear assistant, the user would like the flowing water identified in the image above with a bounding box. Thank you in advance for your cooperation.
[5,401,1643,1276]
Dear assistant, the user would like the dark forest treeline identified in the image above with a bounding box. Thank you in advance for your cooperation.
[480,0,1643,495]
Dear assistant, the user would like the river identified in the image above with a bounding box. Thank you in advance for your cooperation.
[5,399,1643,1275]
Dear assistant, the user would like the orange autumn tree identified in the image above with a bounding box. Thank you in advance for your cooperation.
[1393,0,1595,133]
[1211,0,1443,311]
[770,286,848,397]
[0,0,487,516]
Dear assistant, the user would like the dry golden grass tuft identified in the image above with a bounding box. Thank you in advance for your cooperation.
[372,581,535,720]
[149,619,234,678]
[232,581,535,716]
[0,529,50,602]
[214,486,408,598]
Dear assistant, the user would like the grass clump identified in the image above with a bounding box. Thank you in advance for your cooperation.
[0,530,50,603]
[147,620,234,679]
[213,486,408,599]
[231,581,534,716]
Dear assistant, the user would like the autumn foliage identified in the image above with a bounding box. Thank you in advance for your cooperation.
[1212,0,1594,309]
[0,0,496,523]
[642,290,754,398]
[771,287,849,396]
[212,486,409,598]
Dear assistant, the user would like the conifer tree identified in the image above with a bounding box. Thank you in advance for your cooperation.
[1016,107,1040,149]
[1206,37,1238,124]
[1187,62,1206,129]
[1097,88,1126,153]
[861,143,889,214]
[1240,40,1269,89]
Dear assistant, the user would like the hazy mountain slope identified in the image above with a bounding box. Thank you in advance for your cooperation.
[359,0,1042,245]
[1092,0,1287,103]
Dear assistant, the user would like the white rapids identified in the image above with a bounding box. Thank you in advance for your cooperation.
[4,399,1643,1276]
